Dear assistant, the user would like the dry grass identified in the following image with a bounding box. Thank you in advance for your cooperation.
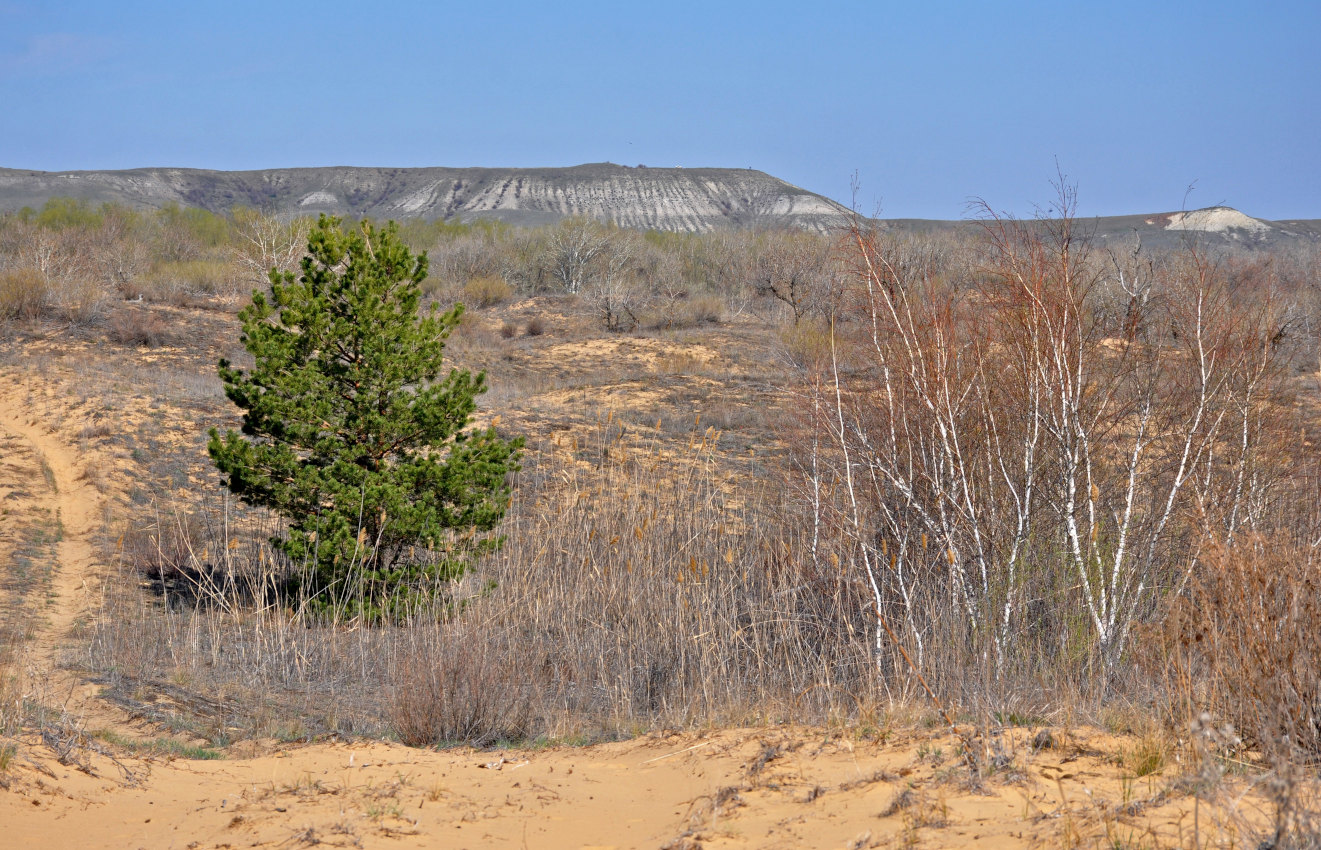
[1164,538,1321,760]
[461,274,514,307]
[0,267,49,320]
[124,259,241,305]
[87,414,878,744]
[1155,537,1321,849]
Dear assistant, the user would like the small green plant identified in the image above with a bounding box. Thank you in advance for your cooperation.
[1120,733,1168,778]
[365,801,404,821]
[0,741,16,772]
[93,730,222,760]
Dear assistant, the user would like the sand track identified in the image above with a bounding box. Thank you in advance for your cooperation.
[0,377,108,704]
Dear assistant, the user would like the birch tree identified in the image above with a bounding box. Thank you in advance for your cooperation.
[811,189,1290,674]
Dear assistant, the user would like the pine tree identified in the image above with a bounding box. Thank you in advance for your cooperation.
[208,215,522,621]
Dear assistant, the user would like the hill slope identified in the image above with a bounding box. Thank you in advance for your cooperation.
[0,163,850,233]
[880,205,1321,252]
[3,165,1316,248]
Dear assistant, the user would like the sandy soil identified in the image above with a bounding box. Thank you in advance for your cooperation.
[0,724,1271,849]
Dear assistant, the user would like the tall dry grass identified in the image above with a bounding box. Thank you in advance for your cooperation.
[391,417,881,743]
[1152,534,1321,850]
[87,414,879,745]
[0,268,49,321]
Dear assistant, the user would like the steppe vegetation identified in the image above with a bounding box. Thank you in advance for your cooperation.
[2,192,1321,846]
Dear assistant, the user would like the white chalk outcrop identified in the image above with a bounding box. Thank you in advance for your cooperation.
[1162,206,1272,235]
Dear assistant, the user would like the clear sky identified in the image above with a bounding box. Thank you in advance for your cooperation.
[2,0,1318,220]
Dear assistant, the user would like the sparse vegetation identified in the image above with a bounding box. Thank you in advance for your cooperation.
[105,306,176,348]
[1,190,1320,848]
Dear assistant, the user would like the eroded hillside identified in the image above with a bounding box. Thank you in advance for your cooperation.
[0,164,850,233]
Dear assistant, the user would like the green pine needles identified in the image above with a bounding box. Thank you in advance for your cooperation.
[208,215,523,622]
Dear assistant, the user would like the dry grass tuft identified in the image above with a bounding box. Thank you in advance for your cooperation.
[0,267,49,320]
[462,274,514,308]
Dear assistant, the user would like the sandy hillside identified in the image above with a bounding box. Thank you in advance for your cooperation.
[0,322,1281,850]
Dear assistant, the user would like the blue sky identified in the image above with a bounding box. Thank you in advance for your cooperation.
[2,0,1318,219]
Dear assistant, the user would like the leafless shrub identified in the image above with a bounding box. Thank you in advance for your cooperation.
[640,292,724,330]
[105,307,176,347]
[45,274,107,323]
[798,188,1294,698]
[426,228,510,290]
[390,629,539,746]
[545,217,616,294]
[588,276,643,331]
[0,224,106,321]
[745,228,840,325]
[94,235,153,296]
[677,294,724,326]
[230,208,308,288]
